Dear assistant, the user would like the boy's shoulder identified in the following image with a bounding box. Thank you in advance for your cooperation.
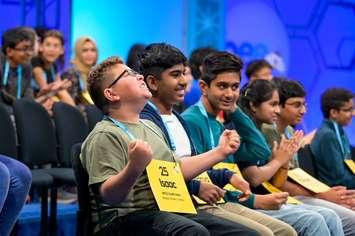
[181,104,202,119]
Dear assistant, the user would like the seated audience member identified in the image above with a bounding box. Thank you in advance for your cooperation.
[183,47,217,108]
[0,155,32,236]
[139,43,296,236]
[81,56,259,235]
[262,79,355,235]
[0,27,58,114]
[245,59,273,81]
[182,52,344,236]
[61,36,98,108]
[311,88,355,189]
[126,43,145,72]
[32,29,75,106]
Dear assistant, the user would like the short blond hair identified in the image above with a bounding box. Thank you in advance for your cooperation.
[87,56,123,113]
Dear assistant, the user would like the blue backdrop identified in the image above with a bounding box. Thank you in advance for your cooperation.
[1,0,354,143]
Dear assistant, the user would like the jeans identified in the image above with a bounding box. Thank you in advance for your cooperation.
[295,195,355,236]
[0,155,32,236]
[258,203,344,236]
[101,210,260,236]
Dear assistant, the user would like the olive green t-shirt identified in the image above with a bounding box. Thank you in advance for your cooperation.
[80,119,175,232]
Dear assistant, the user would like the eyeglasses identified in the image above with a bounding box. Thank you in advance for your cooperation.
[13,47,34,53]
[339,107,354,113]
[107,68,139,88]
[285,101,307,109]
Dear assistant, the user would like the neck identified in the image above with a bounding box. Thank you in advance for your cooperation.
[151,96,173,115]
[7,58,19,68]
[108,102,144,124]
[201,96,218,116]
[276,119,288,134]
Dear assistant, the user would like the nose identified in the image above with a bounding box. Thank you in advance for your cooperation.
[136,73,144,81]
[178,74,187,87]
[275,105,281,115]
[224,87,234,98]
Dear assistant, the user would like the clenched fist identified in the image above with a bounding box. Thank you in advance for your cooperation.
[217,129,241,158]
[128,140,153,172]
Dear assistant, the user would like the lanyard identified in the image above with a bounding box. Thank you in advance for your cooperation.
[3,61,22,99]
[148,101,176,151]
[284,127,293,139]
[197,100,216,149]
[332,121,350,158]
[104,115,135,140]
[105,114,178,163]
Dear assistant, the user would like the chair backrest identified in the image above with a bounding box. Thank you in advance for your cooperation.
[85,105,103,132]
[0,103,17,158]
[71,143,92,236]
[298,144,317,177]
[53,102,89,167]
[13,99,58,167]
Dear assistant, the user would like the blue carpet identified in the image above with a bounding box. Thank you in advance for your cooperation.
[17,203,77,236]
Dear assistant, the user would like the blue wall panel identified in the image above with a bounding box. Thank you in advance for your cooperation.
[226,0,355,144]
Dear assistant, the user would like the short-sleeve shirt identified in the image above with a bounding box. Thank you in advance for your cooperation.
[80,119,176,232]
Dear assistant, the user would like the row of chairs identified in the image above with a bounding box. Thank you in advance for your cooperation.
[0,99,102,235]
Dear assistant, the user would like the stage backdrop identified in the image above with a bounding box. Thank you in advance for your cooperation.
[1,0,354,143]
[225,0,355,144]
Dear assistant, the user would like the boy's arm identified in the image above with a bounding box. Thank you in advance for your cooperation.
[100,140,153,205]
[230,108,271,161]
[180,130,240,180]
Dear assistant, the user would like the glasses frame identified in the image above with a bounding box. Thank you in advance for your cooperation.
[107,69,128,88]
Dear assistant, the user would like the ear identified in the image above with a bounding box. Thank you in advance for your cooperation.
[249,101,257,113]
[329,108,339,119]
[199,80,209,96]
[103,88,120,103]
[146,74,159,93]
[6,47,13,57]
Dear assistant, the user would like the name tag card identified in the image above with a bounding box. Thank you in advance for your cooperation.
[213,162,243,177]
[193,172,225,204]
[213,163,243,191]
[344,160,355,174]
[262,181,302,205]
[82,91,94,104]
[288,168,330,193]
[146,159,196,214]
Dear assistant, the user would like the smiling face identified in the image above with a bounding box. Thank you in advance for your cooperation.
[39,36,64,63]
[330,99,355,126]
[6,40,34,66]
[253,90,280,124]
[148,63,187,107]
[201,71,240,115]
[105,64,152,105]
[279,97,307,126]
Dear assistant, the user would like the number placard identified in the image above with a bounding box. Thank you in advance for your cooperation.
[146,159,196,214]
